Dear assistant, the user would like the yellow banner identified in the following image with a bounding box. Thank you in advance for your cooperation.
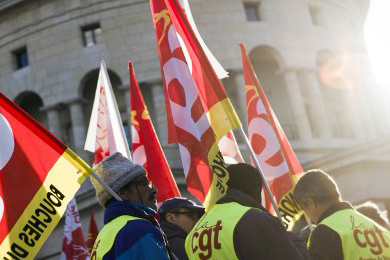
[203,143,229,210]
[202,98,241,210]
[207,98,241,140]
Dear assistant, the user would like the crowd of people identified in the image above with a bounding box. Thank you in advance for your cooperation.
[89,152,390,259]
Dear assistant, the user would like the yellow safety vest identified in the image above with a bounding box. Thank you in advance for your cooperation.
[185,202,255,260]
[90,215,143,260]
[310,209,390,260]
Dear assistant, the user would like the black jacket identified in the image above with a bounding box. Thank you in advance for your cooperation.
[217,189,308,260]
[160,221,188,260]
[309,201,352,260]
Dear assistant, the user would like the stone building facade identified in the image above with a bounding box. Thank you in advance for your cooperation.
[0,0,389,258]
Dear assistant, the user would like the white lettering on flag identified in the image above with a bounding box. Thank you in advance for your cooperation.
[248,99,288,181]
[0,197,3,223]
[0,114,14,170]
[0,113,14,223]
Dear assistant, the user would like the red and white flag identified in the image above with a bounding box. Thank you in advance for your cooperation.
[150,0,241,208]
[129,62,181,204]
[0,92,91,258]
[87,210,98,254]
[240,43,303,229]
[60,199,89,260]
[84,61,131,165]
[179,0,243,165]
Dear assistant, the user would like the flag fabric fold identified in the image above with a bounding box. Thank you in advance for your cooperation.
[60,199,89,260]
[0,92,91,259]
[150,0,240,208]
[218,132,244,164]
[240,43,303,229]
[178,0,228,79]
[129,62,181,204]
[84,61,132,165]
[87,210,98,254]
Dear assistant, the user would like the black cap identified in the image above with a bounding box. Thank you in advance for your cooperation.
[226,163,262,195]
[158,197,204,220]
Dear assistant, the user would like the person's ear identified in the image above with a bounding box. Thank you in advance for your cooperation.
[306,197,317,210]
[118,189,129,200]
[165,212,176,224]
[118,185,134,201]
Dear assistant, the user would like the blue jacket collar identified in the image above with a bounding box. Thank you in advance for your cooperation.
[104,201,156,224]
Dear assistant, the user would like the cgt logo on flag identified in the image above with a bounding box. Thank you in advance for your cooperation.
[0,114,14,223]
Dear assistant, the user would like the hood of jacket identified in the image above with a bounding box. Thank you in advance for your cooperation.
[160,221,187,240]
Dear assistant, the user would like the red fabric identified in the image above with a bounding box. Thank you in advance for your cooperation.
[129,62,181,203]
[150,0,217,203]
[61,199,89,259]
[239,43,303,212]
[87,210,98,254]
[0,92,66,246]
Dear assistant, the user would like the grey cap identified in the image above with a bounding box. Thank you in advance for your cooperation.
[91,152,146,207]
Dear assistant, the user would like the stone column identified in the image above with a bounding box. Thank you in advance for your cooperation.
[343,89,366,139]
[68,98,88,160]
[233,71,248,128]
[41,104,63,140]
[150,81,168,145]
[120,85,132,142]
[355,87,376,140]
[301,69,332,139]
[283,69,313,140]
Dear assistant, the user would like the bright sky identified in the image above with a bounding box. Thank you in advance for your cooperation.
[364,0,390,87]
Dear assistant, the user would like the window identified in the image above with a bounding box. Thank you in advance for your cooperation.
[244,2,260,22]
[13,47,29,70]
[309,6,322,26]
[81,23,102,47]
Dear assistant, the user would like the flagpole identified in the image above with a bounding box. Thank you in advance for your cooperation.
[238,127,283,222]
[90,172,123,201]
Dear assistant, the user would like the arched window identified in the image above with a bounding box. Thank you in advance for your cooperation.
[14,91,48,128]
[249,46,297,139]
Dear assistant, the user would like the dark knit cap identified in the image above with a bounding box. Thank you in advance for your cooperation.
[226,163,263,194]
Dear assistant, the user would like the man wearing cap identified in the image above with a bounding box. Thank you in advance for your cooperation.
[90,152,173,260]
[185,163,307,260]
[158,198,205,260]
[293,169,390,260]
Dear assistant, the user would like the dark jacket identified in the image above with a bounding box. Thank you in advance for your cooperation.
[217,189,308,260]
[102,201,172,259]
[308,202,352,260]
[160,221,188,260]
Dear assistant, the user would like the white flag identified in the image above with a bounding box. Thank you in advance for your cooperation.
[84,61,131,165]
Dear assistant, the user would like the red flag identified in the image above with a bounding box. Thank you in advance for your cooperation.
[155,0,241,143]
[0,92,91,258]
[129,62,181,203]
[151,0,238,208]
[240,43,303,229]
[60,199,89,260]
[87,210,98,254]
